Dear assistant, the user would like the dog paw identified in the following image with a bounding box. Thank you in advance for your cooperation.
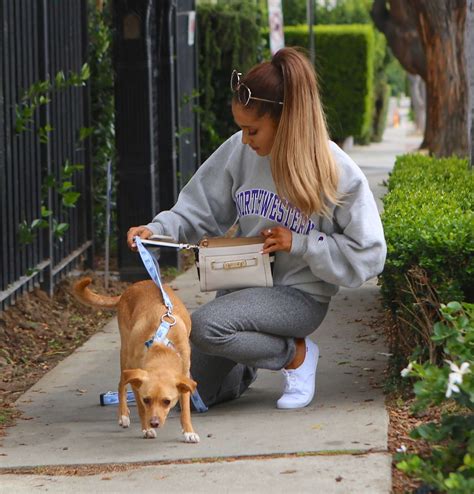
[119,415,130,428]
[142,428,157,439]
[183,432,200,443]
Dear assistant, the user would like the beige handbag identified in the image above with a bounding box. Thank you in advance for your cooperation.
[196,236,274,292]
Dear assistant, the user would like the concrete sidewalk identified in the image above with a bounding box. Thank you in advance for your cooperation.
[0,111,421,493]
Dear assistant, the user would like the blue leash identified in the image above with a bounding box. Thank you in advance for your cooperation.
[135,236,208,413]
[135,236,175,349]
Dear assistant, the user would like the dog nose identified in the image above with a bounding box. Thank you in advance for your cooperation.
[150,417,160,428]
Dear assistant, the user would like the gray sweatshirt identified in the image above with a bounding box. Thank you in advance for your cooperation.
[146,131,386,303]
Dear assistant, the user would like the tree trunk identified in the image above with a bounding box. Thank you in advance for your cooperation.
[371,0,430,148]
[372,0,469,157]
[371,0,426,78]
[410,0,469,157]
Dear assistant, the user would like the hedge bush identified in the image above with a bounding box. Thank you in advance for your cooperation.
[284,24,374,142]
[368,29,390,143]
[283,0,372,26]
[197,7,386,152]
[197,2,264,160]
[371,80,390,143]
[380,155,474,366]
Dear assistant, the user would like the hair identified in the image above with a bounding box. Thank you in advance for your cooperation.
[233,47,340,218]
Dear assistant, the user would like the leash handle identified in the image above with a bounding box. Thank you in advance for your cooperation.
[141,238,199,250]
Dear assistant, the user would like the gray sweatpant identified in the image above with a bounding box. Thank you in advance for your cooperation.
[190,286,328,408]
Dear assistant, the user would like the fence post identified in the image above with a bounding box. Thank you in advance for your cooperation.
[0,1,5,303]
[81,0,94,268]
[38,0,54,297]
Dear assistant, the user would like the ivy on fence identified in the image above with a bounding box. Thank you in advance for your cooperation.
[15,64,91,257]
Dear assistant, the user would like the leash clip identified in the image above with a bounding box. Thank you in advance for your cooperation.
[161,311,176,327]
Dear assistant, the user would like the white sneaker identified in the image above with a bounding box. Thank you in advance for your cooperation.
[276,338,319,409]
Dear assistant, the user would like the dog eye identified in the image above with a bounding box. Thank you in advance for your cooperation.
[143,397,151,405]
[162,398,171,407]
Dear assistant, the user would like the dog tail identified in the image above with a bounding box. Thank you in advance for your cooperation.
[72,277,121,309]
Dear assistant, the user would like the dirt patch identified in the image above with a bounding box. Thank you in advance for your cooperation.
[387,393,434,493]
[0,268,131,430]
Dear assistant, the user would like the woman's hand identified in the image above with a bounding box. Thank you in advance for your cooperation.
[127,225,153,251]
[261,226,292,254]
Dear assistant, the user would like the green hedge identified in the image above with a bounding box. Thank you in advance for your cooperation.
[354,28,390,144]
[197,11,378,153]
[368,30,390,143]
[197,2,264,160]
[284,24,374,142]
[371,80,390,143]
[380,155,474,363]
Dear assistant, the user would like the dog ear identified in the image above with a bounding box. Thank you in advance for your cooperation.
[176,375,197,394]
[123,369,148,387]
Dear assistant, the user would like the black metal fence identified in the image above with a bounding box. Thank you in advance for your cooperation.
[114,0,199,280]
[0,0,93,311]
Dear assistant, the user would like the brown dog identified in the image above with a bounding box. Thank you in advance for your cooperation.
[73,277,199,443]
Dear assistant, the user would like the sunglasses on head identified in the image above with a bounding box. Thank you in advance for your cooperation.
[230,69,283,106]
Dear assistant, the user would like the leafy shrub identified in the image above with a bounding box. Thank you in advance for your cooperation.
[283,0,372,26]
[197,1,264,160]
[284,24,374,142]
[385,54,407,97]
[397,302,474,494]
[88,4,116,251]
[283,0,392,143]
[380,155,474,365]
[371,80,390,143]
[356,28,389,144]
[15,68,90,251]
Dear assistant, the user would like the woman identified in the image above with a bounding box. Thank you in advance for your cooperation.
[127,47,386,410]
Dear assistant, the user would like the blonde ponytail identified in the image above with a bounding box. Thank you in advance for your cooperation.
[270,47,340,218]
